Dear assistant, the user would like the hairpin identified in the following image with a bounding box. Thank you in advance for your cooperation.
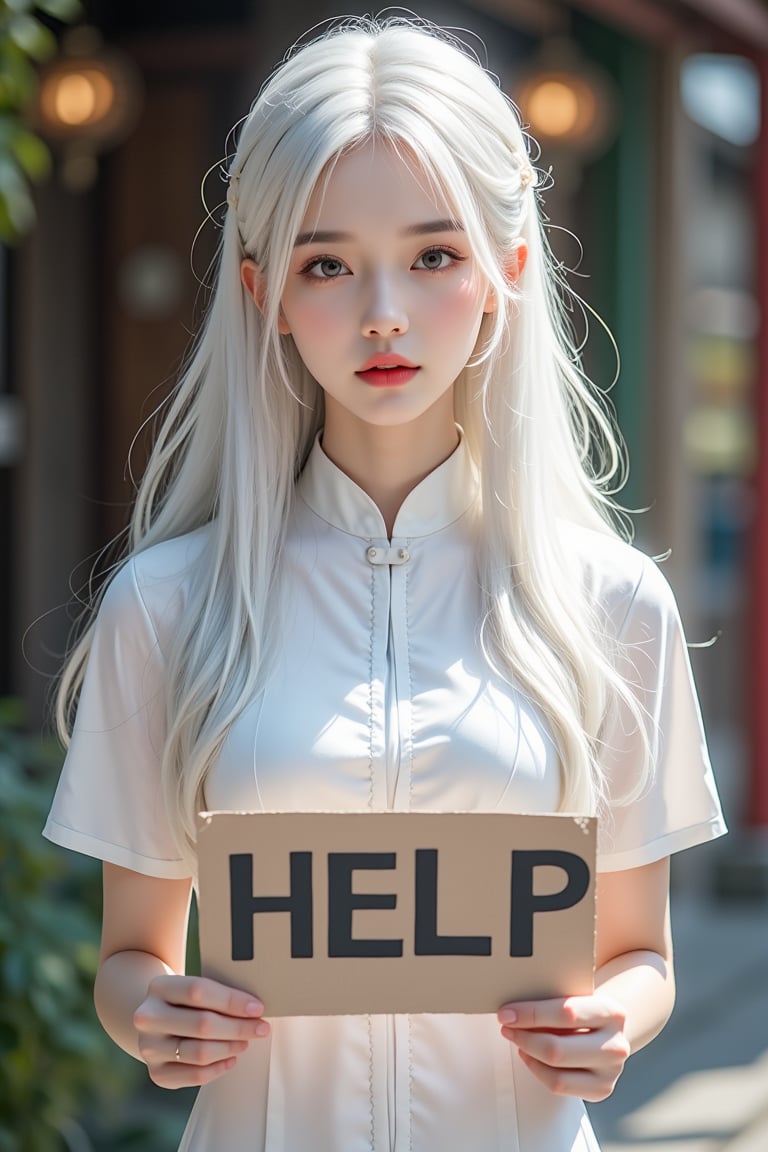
[227,171,240,211]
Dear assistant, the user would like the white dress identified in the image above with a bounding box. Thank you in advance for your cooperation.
[44,435,726,1152]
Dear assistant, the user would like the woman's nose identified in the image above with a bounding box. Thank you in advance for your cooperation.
[361,274,409,337]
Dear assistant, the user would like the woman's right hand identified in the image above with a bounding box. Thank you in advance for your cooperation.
[133,974,271,1088]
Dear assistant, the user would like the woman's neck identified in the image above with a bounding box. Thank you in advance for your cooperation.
[320,396,460,537]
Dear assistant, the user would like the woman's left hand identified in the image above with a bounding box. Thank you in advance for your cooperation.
[497,994,631,1102]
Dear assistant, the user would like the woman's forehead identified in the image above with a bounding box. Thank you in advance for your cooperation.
[298,138,458,237]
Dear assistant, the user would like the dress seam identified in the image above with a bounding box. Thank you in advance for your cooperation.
[405,541,414,812]
[368,1013,375,1151]
[406,548,414,1152]
[408,1015,414,1152]
[128,558,164,654]
[509,1049,522,1151]
[367,544,375,1149]
[368,539,375,813]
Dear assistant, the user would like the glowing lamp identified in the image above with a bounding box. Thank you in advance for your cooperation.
[33,28,142,189]
[514,41,617,158]
[41,68,116,129]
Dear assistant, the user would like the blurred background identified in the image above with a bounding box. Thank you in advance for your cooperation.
[0,0,766,1149]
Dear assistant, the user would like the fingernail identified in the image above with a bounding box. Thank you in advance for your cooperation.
[245,1000,263,1016]
[499,1008,518,1025]
[255,1021,270,1037]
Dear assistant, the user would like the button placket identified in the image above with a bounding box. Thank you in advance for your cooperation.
[367,542,391,814]
[385,539,412,815]
[366,537,414,1150]
[366,538,414,814]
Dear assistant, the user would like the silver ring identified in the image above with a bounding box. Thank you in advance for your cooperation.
[174,1041,181,1062]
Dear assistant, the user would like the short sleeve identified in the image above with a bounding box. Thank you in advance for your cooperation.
[43,559,191,879]
[596,554,727,872]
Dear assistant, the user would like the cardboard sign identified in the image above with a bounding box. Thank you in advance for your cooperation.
[196,811,596,1016]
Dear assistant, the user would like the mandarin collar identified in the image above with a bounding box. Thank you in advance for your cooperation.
[296,430,478,539]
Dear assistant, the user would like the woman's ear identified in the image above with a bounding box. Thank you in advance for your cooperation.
[482,238,529,314]
[240,258,291,334]
[507,237,528,284]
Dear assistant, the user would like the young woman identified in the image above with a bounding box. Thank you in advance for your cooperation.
[44,15,726,1151]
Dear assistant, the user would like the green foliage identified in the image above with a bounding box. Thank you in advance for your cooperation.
[0,699,163,1152]
[0,0,81,244]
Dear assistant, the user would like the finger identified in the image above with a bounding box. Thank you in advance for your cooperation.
[150,974,265,1018]
[516,1049,619,1104]
[135,1003,270,1044]
[497,997,584,1030]
[501,1025,613,1069]
[498,996,622,1031]
[170,1036,250,1067]
[148,1054,240,1091]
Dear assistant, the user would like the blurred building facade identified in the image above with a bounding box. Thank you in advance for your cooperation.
[3,0,766,888]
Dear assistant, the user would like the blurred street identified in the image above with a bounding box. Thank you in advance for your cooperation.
[589,891,768,1151]
[2,1,768,1149]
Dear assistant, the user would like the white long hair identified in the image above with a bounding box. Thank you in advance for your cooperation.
[57,15,648,870]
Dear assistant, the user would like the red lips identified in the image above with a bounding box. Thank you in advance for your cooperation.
[355,353,420,387]
[357,353,418,372]
[357,367,419,387]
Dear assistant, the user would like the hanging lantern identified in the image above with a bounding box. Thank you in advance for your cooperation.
[32,27,143,190]
[514,39,618,160]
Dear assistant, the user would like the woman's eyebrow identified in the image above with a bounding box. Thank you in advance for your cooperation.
[293,219,464,247]
[404,218,464,237]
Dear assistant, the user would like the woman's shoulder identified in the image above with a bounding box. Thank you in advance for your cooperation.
[559,521,678,633]
[98,524,213,646]
[130,523,212,589]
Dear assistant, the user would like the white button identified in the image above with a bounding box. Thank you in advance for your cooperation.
[366,545,411,566]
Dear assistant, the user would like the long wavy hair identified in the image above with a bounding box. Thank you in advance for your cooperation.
[57,15,649,871]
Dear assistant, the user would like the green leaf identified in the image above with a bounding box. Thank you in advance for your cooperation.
[35,952,72,990]
[8,13,57,61]
[2,949,28,995]
[0,198,30,242]
[0,40,38,109]
[0,702,156,1144]
[56,1018,105,1058]
[35,0,83,20]
[0,153,24,191]
[0,1020,19,1055]
[29,982,60,1024]
[11,126,50,181]
[0,155,34,237]
[3,1,35,15]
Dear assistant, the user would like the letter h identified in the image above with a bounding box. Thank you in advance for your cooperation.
[229,852,313,960]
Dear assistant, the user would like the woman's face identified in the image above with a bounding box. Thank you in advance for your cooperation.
[273,139,496,430]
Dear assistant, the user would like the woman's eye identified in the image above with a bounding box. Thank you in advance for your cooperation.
[304,257,349,279]
[413,248,457,271]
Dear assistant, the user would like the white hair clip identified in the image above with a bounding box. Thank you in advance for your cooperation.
[227,171,240,211]
[519,165,534,190]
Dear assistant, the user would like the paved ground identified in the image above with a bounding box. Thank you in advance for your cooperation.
[588,886,768,1152]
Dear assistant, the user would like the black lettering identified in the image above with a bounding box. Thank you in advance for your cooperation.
[328,852,403,957]
[229,851,313,960]
[414,848,491,956]
[510,849,590,957]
